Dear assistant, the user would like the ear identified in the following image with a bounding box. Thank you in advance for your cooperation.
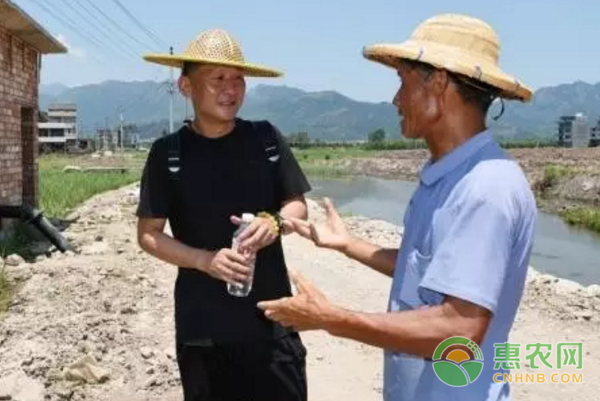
[428,69,451,98]
[178,75,191,98]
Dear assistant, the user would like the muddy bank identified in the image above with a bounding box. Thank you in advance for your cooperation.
[0,189,598,400]
[323,147,600,216]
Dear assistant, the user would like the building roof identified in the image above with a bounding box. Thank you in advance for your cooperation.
[0,0,67,54]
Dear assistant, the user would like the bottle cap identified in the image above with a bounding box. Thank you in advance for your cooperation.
[241,213,255,223]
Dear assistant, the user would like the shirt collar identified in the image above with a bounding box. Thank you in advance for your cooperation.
[420,130,493,186]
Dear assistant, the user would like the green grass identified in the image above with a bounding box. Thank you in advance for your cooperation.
[40,170,139,219]
[293,146,381,161]
[562,207,600,234]
[537,165,577,192]
[298,163,351,178]
[0,223,32,316]
[38,153,143,219]
[0,267,10,316]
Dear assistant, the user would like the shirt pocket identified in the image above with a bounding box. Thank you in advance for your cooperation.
[431,206,458,250]
[398,247,432,309]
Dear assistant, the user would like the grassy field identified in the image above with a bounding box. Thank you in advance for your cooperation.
[293,147,382,178]
[562,207,600,234]
[38,153,143,219]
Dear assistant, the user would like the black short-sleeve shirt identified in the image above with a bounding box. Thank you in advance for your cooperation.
[136,118,311,344]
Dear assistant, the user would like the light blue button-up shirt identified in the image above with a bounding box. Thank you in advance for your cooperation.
[384,130,537,401]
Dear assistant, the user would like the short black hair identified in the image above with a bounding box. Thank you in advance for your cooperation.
[181,62,200,77]
[401,59,499,115]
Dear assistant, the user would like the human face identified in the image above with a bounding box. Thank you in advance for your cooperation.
[392,62,441,140]
[183,65,246,123]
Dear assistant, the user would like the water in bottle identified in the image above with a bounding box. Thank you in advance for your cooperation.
[228,213,256,297]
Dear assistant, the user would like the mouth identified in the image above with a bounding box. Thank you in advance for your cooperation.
[218,100,237,108]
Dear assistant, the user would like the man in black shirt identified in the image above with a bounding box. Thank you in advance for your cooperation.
[137,29,311,401]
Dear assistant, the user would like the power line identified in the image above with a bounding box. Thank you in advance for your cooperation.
[25,0,107,65]
[110,0,167,50]
[79,0,157,52]
[56,0,138,62]
[68,0,141,58]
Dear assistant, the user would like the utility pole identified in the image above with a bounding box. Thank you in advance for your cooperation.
[168,46,175,134]
[120,110,124,152]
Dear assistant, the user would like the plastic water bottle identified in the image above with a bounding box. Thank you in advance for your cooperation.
[228,213,256,297]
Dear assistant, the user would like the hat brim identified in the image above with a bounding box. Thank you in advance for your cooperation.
[143,54,283,78]
[363,41,533,102]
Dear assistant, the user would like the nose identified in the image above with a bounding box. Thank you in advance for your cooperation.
[222,79,237,95]
[392,90,402,116]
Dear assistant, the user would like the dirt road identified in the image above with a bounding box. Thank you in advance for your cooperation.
[0,184,599,400]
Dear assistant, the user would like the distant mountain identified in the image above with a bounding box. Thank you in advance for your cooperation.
[40,83,70,97]
[39,80,600,141]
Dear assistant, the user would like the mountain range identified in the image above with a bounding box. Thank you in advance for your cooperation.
[39,80,600,141]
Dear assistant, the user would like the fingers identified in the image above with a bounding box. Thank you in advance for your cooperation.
[323,197,340,219]
[288,268,312,294]
[223,248,251,265]
[257,298,287,311]
[287,217,314,239]
[230,215,242,225]
[241,224,272,250]
[236,220,259,242]
[213,249,252,284]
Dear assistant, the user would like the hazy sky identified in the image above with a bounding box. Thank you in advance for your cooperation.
[14,0,600,102]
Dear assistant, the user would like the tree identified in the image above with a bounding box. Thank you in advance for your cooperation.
[368,128,386,144]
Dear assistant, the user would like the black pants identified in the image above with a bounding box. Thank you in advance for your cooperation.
[176,333,307,401]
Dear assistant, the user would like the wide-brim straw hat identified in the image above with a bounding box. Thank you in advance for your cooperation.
[362,14,533,102]
[143,29,283,78]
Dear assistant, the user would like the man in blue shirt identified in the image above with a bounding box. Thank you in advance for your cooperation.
[257,13,537,401]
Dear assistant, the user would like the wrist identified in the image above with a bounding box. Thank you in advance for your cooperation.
[337,235,355,256]
[193,249,214,273]
[322,305,349,336]
[257,211,282,236]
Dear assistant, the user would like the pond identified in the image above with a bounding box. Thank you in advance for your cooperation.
[308,176,600,286]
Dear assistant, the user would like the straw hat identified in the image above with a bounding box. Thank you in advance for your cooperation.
[362,14,533,102]
[143,29,283,77]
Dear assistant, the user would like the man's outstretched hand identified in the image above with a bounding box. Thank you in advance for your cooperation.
[257,269,338,332]
[284,198,352,252]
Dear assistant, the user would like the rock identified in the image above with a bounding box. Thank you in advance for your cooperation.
[5,255,24,267]
[6,265,32,282]
[94,235,103,242]
[55,387,74,400]
[144,377,158,389]
[554,279,584,296]
[539,274,559,285]
[80,242,110,256]
[140,347,154,359]
[120,306,136,315]
[62,166,82,173]
[145,366,155,375]
[586,285,600,298]
[62,355,110,384]
[575,311,593,321]
[65,212,80,223]
[163,348,174,360]
[0,371,45,401]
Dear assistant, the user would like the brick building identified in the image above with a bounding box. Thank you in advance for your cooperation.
[0,0,66,210]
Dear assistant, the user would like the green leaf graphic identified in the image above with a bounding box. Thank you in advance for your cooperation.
[433,361,469,387]
[461,361,484,383]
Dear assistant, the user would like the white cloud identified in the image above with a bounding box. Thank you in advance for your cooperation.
[56,34,86,58]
